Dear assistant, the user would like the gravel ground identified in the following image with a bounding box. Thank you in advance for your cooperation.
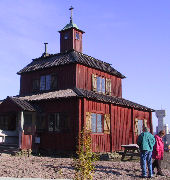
[0,153,169,180]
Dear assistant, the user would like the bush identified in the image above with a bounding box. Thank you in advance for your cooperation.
[74,129,98,180]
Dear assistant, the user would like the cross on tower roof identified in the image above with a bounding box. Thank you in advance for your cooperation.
[69,6,74,23]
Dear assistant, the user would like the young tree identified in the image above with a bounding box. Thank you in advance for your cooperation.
[74,129,98,180]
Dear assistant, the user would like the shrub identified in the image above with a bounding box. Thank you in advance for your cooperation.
[74,129,98,180]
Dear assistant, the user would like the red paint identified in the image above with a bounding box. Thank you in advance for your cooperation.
[29,98,79,152]
[21,132,32,150]
[76,64,122,97]
[20,64,76,96]
[59,28,84,53]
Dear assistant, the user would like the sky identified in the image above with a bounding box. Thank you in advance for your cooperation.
[0,0,169,132]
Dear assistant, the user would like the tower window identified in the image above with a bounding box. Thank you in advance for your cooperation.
[64,32,69,39]
[76,32,79,40]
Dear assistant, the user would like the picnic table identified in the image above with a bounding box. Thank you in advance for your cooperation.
[121,144,140,160]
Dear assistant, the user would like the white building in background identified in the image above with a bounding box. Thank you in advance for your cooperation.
[155,110,170,147]
[156,110,165,133]
[164,124,169,134]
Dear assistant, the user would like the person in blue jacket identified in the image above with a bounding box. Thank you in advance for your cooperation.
[137,127,155,178]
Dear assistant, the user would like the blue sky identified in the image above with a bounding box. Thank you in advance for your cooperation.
[0,0,169,132]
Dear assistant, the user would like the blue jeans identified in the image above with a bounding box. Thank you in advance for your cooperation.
[140,150,153,177]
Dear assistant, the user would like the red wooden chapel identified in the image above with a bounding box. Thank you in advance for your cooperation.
[0,7,154,153]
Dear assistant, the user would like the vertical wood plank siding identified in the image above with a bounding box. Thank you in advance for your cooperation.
[84,99,110,152]
[110,106,132,151]
[84,99,150,152]
[38,99,78,152]
[133,109,151,143]
[21,99,79,152]
[60,29,83,53]
[84,99,153,152]
[60,30,73,53]
[20,64,76,96]
[76,64,122,98]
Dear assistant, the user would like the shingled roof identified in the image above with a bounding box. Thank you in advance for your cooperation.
[74,88,154,112]
[13,88,153,112]
[7,97,37,111]
[17,50,125,78]
[18,89,78,101]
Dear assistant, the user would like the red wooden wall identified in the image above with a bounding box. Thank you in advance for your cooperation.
[32,98,79,152]
[20,64,76,96]
[0,96,153,153]
[111,105,132,151]
[82,99,111,152]
[80,98,152,152]
[76,64,122,98]
[60,28,83,53]
[60,29,74,53]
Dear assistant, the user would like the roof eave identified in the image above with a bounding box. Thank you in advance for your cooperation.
[58,27,85,33]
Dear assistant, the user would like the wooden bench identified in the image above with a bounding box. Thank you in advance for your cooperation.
[121,144,140,160]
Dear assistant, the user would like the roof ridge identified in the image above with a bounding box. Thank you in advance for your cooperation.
[17,49,126,78]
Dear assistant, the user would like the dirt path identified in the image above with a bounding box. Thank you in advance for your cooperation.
[0,153,169,179]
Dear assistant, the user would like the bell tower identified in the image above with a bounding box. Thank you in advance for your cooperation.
[59,6,85,53]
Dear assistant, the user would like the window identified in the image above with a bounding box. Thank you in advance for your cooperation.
[46,75,51,90]
[48,113,69,132]
[135,119,143,135]
[91,113,103,133]
[86,112,110,134]
[97,76,105,93]
[138,120,143,135]
[75,32,79,40]
[40,75,51,91]
[40,76,46,90]
[101,78,105,93]
[64,32,69,39]
[92,74,111,94]
[33,74,57,92]
[51,74,57,90]
[106,78,111,95]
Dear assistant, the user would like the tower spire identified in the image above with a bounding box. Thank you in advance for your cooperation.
[69,6,74,23]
